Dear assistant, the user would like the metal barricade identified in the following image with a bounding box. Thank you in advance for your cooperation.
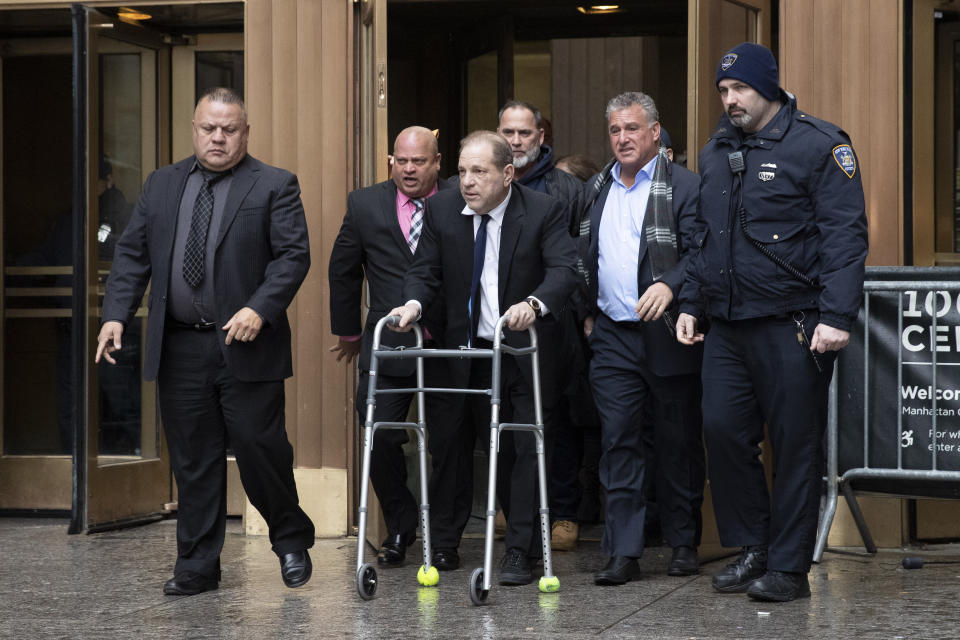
[354,313,558,605]
[814,268,960,561]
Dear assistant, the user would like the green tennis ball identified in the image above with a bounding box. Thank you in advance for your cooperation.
[538,575,560,593]
[417,565,440,586]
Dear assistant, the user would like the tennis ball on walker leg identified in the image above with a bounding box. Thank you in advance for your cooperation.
[539,576,560,592]
[418,564,440,586]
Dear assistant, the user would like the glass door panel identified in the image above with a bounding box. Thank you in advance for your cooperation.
[83,7,169,529]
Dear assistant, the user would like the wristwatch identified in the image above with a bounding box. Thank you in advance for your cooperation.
[525,296,543,317]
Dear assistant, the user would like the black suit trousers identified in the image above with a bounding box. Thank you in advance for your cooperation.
[589,313,705,558]
[357,362,454,539]
[701,315,836,574]
[158,326,315,578]
[457,350,545,558]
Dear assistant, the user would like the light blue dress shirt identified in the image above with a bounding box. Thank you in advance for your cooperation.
[597,155,658,322]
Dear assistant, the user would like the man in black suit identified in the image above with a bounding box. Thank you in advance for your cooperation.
[576,92,705,585]
[328,126,455,568]
[389,131,577,586]
[96,87,315,595]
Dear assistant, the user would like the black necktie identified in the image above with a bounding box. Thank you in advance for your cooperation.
[468,214,491,347]
[183,172,221,288]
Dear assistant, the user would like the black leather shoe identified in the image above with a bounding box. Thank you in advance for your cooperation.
[747,570,811,602]
[712,545,767,593]
[594,555,641,585]
[432,548,460,571]
[499,548,533,586]
[163,571,219,596]
[667,545,699,576]
[280,549,312,588]
[377,531,416,566]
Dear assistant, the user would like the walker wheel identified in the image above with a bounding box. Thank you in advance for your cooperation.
[357,563,378,600]
[469,567,489,605]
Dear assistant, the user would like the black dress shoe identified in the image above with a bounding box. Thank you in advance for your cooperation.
[594,555,641,585]
[712,545,767,593]
[163,571,219,596]
[377,531,416,566]
[499,548,533,586]
[280,549,312,588]
[431,547,460,571]
[667,545,699,576]
[747,570,811,602]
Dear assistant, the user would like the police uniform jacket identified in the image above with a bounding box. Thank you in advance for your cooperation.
[679,91,868,331]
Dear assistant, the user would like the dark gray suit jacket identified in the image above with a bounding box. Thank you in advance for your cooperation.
[102,154,310,382]
[328,178,453,376]
[583,159,703,377]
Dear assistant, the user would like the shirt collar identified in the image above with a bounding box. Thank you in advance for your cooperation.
[400,182,439,208]
[190,157,239,178]
[461,185,512,224]
[611,154,659,189]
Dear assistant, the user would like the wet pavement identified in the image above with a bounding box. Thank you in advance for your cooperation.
[2,516,959,639]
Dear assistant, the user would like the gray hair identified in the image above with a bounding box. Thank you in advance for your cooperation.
[197,86,247,120]
[460,130,513,169]
[498,100,542,128]
[605,91,658,125]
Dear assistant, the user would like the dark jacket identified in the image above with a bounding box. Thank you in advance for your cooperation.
[402,183,578,388]
[328,178,452,375]
[679,91,868,331]
[580,157,704,377]
[103,154,310,382]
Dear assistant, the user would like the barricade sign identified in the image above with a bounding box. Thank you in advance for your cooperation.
[815,267,960,561]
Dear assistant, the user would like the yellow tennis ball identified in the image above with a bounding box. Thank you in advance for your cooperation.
[417,565,440,586]
[538,575,560,593]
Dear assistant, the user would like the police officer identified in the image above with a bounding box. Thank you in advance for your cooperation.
[676,42,868,602]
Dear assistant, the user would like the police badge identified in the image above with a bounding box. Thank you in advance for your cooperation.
[720,53,738,71]
[832,144,857,178]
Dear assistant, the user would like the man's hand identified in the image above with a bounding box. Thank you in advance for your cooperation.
[504,300,536,331]
[223,307,264,345]
[584,315,595,338]
[95,321,124,364]
[387,303,419,331]
[329,337,361,363]
[676,313,705,345]
[809,323,849,353]
[635,282,673,322]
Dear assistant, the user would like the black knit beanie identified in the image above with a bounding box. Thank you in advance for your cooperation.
[715,42,779,101]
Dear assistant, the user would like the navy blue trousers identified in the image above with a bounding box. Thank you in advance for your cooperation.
[589,314,705,558]
[702,315,836,573]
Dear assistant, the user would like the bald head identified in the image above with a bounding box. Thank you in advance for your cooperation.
[392,126,442,198]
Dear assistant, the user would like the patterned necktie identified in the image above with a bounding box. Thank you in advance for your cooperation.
[183,172,220,288]
[467,214,491,347]
[407,198,424,254]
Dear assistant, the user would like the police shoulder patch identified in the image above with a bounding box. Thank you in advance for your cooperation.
[832,144,856,179]
[720,53,738,70]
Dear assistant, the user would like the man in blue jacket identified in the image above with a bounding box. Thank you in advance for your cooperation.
[677,42,868,602]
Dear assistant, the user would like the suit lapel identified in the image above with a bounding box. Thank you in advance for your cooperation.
[157,159,193,281]
[497,188,523,310]
[380,181,411,259]
[457,204,474,293]
[215,155,260,249]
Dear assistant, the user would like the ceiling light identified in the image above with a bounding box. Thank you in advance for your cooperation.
[577,5,624,15]
[117,7,152,22]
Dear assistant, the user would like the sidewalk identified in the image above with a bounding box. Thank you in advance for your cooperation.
[1,517,957,639]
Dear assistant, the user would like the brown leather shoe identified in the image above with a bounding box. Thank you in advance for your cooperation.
[551,520,579,551]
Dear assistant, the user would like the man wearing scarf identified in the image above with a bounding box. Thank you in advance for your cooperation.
[577,92,705,585]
